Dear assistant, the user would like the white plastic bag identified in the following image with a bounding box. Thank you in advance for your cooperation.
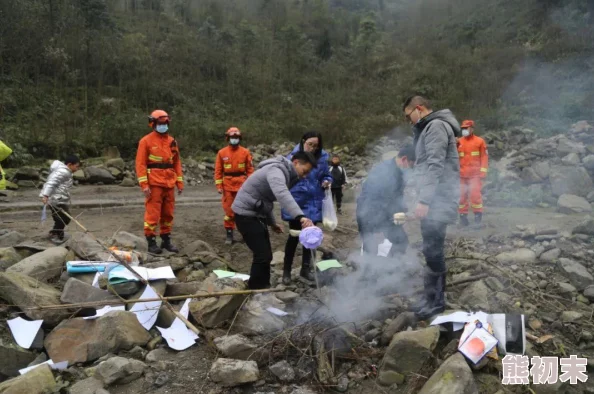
[322,189,338,231]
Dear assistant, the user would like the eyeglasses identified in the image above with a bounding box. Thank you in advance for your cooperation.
[404,108,416,122]
[305,141,319,148]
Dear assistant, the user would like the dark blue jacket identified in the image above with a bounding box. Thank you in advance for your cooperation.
[281,145,333,222]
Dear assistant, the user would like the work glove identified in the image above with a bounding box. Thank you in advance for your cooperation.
[393,212,407,226]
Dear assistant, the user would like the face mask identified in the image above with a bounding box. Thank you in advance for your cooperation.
[229,138,240,145]
[156,124,169,134]
[462,129,470,137]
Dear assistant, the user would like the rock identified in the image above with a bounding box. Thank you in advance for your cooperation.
[558,194,592,214]
[459,280,491,310]
[61,278,120,304]
[269,360,295,382]
[68,377,105,394]
[550,165,593,197]
[145,348,170,363]
[572,217,594,235]
[73,169,86,181]
[558,282,577,296]
[189,278,247,328]
[44,311,151,364]
[381,326,439,377]
[214,335,258,360]
[531,161,550,180]
[13,167,40,181]
[378,370,405,386]
[165,281,202,297]
[120,178,136,187]
[109,231,148,255]
[0,272,69,325]
[95,356,146,385]
[275,291,299,302]
[105,158,125,171]
[0,364,56,394]
[180,240,216,256]
[67,232,109,261]
[110,168,122,178]
[85,166,116,184]
[109,281,141,297]
[539,248,561,263]
[584,155,594,170]
[236,296,286,335]
[0,340,37,377]
[355,170,368,178]
[562,152,581,165]
[557,258,594,290]
[561,311,583,323]
[271,251,285,266]
[0,231,26,248]
[209,358,259,387]
[103,146,121,159]
[0,247,22,270]
[7,247,68,281]
[381,312,417,346]
[418,353,477,394]
[186,270,206,282]
[495,248,537,264]
[521,167,542,184]
[584,285,594,301]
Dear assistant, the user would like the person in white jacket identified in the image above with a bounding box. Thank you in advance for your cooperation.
[39,155,80,243]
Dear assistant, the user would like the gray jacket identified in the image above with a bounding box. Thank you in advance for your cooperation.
[413,109,461,224]
[40,160,73,205]
[232,156,304,225]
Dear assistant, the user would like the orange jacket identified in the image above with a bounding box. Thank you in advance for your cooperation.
[135,131,183,190]
[458,134,488,178]
[214,145,254,192]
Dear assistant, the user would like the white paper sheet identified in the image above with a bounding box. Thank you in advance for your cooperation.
[266,307,289,316]
[91,272,101,288]
[83,305,126,320]
[213,270,250,281]
[377,239,392,257]
[430,311,490,330]
[7,317,43,349]
[110,265,176,282]
[129,286,162,330]
[156,298,199,351]
[19,360,68,375]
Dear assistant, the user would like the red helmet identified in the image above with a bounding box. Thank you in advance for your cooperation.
[225,127,242,139]
[148,110,170,127]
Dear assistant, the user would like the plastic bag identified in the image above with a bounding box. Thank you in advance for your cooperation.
[322,189,338,231]
[41,205,47,223]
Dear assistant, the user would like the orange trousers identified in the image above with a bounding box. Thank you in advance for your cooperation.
[222,190,238,230]
[144,186,175,236]
[459,177,483,214]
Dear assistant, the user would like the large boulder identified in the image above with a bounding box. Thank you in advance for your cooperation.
[189,278,247,328]
[539,248,561,263]
[0,272,69,325]
[95,356,146,385]
[0,231,26,248]
[572,217,594,235]
[0,339,37,377]
[495,249,537,264]
[549,165,593,197]
[180,240,216,256]
[105,158,125,171]
[380,326,439,379]
[557,258,594,291]
[532,161,551,180]
[209,358,259,387]
[557,194,592,214]
[0,247,22,270]
[381,312,417,346]
[7,247,69,282]
[214,335,260,361]
[418,353,478,394]
[60,278,120,304]
[84,166,116,184]
[458,280,491,311]
[44,311,151,364]
[109,231,148,255]
[68,377,105,394]
[67,232,110,261]
[13,167,40,181]
[583,155,594,170]
[0,364,56,394]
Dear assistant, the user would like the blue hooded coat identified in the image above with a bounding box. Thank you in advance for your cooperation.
[281,145,333,223]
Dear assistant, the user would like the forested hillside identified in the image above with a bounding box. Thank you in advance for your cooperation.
[1,0,593,161]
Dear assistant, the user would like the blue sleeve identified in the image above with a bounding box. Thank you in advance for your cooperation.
[318,161,332,185]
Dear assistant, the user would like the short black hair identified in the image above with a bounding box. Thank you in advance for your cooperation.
[402,95,432,111]
[398,144,415,161]
[292,151,318,168]
[332,154,340,159]
[64,155,80,165]
[299,130,323,159]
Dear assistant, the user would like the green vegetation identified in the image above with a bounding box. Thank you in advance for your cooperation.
[1,0,593,160]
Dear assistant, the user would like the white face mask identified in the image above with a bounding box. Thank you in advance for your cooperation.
[156,124,169,134]
[462,129,470,137]
[229,138,240,145]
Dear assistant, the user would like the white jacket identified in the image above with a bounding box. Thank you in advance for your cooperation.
[40,161,73,205]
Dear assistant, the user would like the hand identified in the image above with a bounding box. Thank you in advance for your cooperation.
[217,189,223,194]
[414,203,429,219]
[393,212,407,225]
[178,189,183,196]
[272,224,284,234]
[143,188,151,199]
[300,217,314,228]
[41,196,48,205]
[342,184,345,190]
[322,181,330,189]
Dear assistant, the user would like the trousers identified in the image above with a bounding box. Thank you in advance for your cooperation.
[331,188,343,209]
[420,219,448,273]
[222,190,238,230]
[284,219,316,271]
[144,186,175,236]
[235,214,272,289]
[50,204,71,237]
[459,177,483,214]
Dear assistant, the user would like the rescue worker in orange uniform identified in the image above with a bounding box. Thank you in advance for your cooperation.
[214,127,254,245]
[457,120,488,228]
[135,110,183,254]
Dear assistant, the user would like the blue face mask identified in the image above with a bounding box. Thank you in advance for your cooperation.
[229,138,240,145]
[156,124,169,134]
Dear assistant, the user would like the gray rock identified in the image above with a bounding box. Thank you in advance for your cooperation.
[154,372,169,387]
[381,326,439,377]
[459,280,491,310]
[271,251,285,266]
[61,278,120,304]
[73,169,86,181]
[418,353,478,394]
[13,167,40,181]
[209,358,259,387]
[561,311,583,323]
[558,282,577,295]
[584,285,594,302]
[68,377,105,394]
[145,348,170,363]
[572,217,594,235]
[539,248,561,263]
[85,166,116,184]
[561,152,581,165]
[0,231,26,248]
[275,291,299,302]
[532,161,551,180]
[557,137,585,155]
[355,170,368,178]
[269,360,295,382]
[109,281,141,297]
[7,247,69,281]
[180,240,216,257]
[290,388,317,394]
[164,281,202,297]
[235,296,286,335]
[521,167,542,184]
[583,155,594,170]
[214,335,258,360]
[189,278,247,328]
[120,178,136,187]
[95,356,146,385]
[550,165,593,197]
[0,247,22,270]
[67,232,110,261]
[558,258,594,290]
[557,194,592,214]
[378,370,405,386]
[109,231,148,255]
[381,312,417,346]
[0,364,56,394]
[105,158,125,171]
[0,339,37,377]
[495,248,537,264]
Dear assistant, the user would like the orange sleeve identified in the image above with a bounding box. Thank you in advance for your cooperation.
[174,141,183,190]
[135,137,149,189]
[246,149,254,176]
[214,150,223,190]
[480,139,489,176]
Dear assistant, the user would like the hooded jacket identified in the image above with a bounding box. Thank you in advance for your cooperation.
[40,160,73,205]
[232,156,304,226]
[281,145,332,222]
[413,109,461,224]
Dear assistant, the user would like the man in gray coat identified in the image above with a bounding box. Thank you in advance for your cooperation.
[232,151,316,289]
[402,95,461,319]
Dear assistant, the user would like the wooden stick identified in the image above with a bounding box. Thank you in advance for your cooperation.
[449,273,489,286]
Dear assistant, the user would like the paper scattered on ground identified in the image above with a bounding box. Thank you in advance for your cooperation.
[108,265,176,284]
[377,239,392,257]
[430,311,489,330]
[266,307,289,316]
[458,321,498,364]
[213,270,250,281]
[156,298,199,351]
[129,286,161,330]
[91,271,101,288]
[83,305,126,320]
[19,360,68,375]
[7,317,43,349]
[316,259,342,272]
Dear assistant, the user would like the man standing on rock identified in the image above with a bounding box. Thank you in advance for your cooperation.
[135,109,183,254]
[402,95,461,319]
[232,152,316,289]
[214,127,254,245]
[457,120,488,228]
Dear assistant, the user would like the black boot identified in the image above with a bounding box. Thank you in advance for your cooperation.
[416,271,447,320]
[300,261,315,282]
[409,273,435,313]
[160,234,179,253]
[472,213,483,229]
[459,214,469,227]
[225,229,233,245]
[282,267,292,286]
[147,236,163,254]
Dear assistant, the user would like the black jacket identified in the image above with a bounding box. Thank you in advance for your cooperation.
[356,159,407,227]
[329,164,347,188]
